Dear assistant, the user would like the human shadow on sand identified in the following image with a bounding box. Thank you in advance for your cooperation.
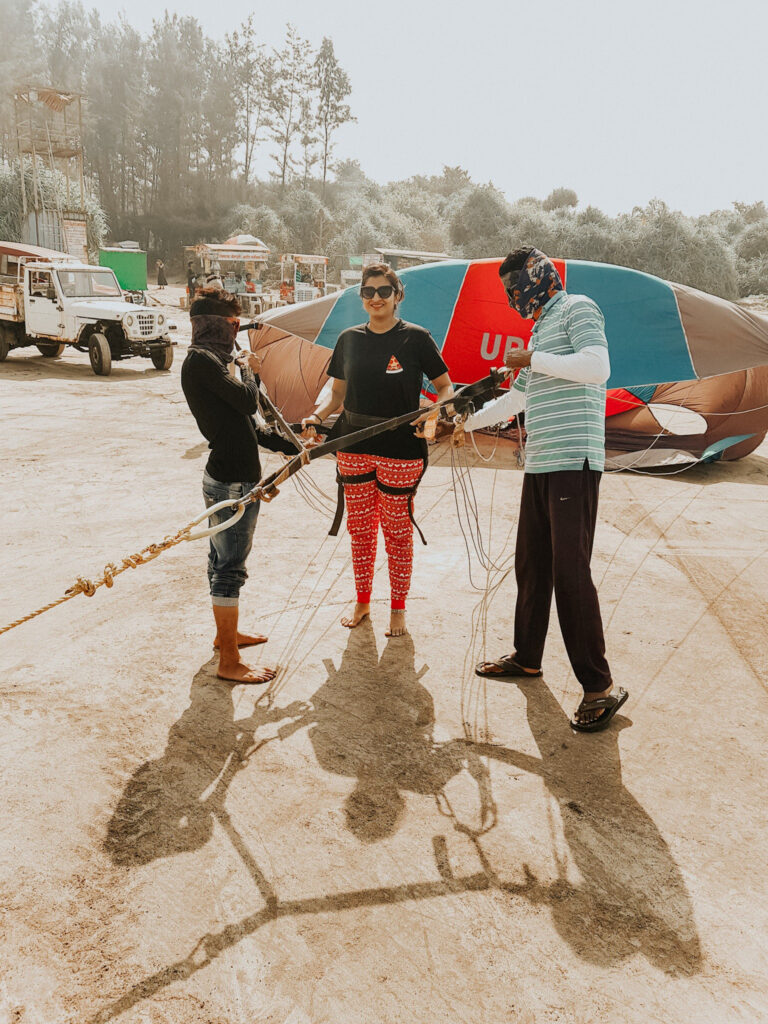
[95,629,700,1023]
[472,677,703,977]
[290,623,701,975]
[280,620,496,841]
[104,665,308,868]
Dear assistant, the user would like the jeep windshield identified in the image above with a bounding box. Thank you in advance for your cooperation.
[56,269,122,298]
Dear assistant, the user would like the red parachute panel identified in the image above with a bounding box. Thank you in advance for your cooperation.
[606,388,647,417]
[441,258,567,383]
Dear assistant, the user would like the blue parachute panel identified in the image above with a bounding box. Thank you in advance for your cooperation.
[701,434,755,462]
[314,260,469,351]
[398,261,469,349]
[625,384,657,404]
[566,261,696,388]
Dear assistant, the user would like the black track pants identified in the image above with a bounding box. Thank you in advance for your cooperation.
[513,463,612,693]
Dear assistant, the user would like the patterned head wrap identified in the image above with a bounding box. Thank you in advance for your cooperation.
[504,248,563,319]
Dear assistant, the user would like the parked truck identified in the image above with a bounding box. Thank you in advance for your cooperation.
[0,242,174,375]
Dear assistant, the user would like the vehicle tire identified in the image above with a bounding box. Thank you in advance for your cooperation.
[0,327,10,362]
[37,341,66,358]
[89,332,112,376]
[150,343,174,371]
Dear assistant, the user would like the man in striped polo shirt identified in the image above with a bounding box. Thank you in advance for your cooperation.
[466,247,627,732]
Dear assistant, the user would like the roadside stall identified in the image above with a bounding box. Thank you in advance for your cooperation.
[279,254,329,303]
[184,235,270,315]
[369,247,452,271]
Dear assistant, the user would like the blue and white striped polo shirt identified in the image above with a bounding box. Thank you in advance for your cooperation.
[514,291,608,473]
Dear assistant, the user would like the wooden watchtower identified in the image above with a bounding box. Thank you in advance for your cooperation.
[13,86,88,260]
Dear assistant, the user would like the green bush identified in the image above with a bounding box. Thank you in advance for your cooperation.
[737,256,768,296]
[543,188,578,211]
[735,222,768,261]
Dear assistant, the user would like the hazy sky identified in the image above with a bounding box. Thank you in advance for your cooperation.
[78,0,767,216]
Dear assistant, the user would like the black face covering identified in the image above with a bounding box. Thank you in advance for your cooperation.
[190,314,238,361]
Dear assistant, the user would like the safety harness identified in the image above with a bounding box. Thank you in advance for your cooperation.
[325,368,504,544]
[328,408,428,542]
[330,433,428,545]
[327,325,436,545]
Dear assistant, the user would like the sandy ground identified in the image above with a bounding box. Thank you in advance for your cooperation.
[2,294,768,1023]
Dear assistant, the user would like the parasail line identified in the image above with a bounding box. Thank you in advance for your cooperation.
[0,371,509,638]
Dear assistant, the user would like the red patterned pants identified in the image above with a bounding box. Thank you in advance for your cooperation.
[336,452,425,610]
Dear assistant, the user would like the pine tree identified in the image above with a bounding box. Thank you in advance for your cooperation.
[314,38,354,199]
[268,25,314,191]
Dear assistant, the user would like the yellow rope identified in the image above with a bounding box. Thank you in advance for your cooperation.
[0,520,199,637]
[1,394,474,638]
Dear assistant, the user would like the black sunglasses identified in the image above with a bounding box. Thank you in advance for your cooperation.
[360,285,395,300]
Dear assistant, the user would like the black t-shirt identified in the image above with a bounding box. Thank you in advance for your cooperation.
[181,348,295,483]
[327,320,449,459]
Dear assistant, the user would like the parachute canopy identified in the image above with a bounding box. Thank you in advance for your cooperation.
[253,258,768,391]
[249,259,768,463]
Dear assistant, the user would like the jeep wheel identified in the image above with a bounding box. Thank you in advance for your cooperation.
[89,332,112,376]
[37,341,66,358]
[150,343,174,371]
[0,327,10,362]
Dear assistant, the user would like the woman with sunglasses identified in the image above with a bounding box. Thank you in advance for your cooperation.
[302,264,454,637]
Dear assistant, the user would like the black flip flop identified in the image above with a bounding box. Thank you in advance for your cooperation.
[571,687,629,732]
[475,655,543,680]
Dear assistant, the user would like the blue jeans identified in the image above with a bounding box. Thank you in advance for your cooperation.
[202,470,260,606]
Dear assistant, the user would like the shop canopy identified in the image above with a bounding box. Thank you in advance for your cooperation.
[190,242,270,263]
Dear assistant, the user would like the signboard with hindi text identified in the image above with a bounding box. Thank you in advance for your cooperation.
[62,212,88,262]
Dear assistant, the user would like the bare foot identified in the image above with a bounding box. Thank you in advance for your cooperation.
[217,659,277,685]
[385,609,407,637]
[574,685,613,726]
[341,602,370,628]
[213,631,268,650]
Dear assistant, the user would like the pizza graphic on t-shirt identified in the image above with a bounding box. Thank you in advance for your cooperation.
[386,355,403,374]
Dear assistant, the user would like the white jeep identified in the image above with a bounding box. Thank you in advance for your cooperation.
[0,246,174,375]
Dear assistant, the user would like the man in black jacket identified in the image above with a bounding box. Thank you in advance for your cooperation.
[181,289,290,684]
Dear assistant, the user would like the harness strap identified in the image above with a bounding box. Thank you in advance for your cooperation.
[329,479,345,537]
[400,457,429,546]
[344,411,397,430]
[337,470,378,485]
[329,469,377,537]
